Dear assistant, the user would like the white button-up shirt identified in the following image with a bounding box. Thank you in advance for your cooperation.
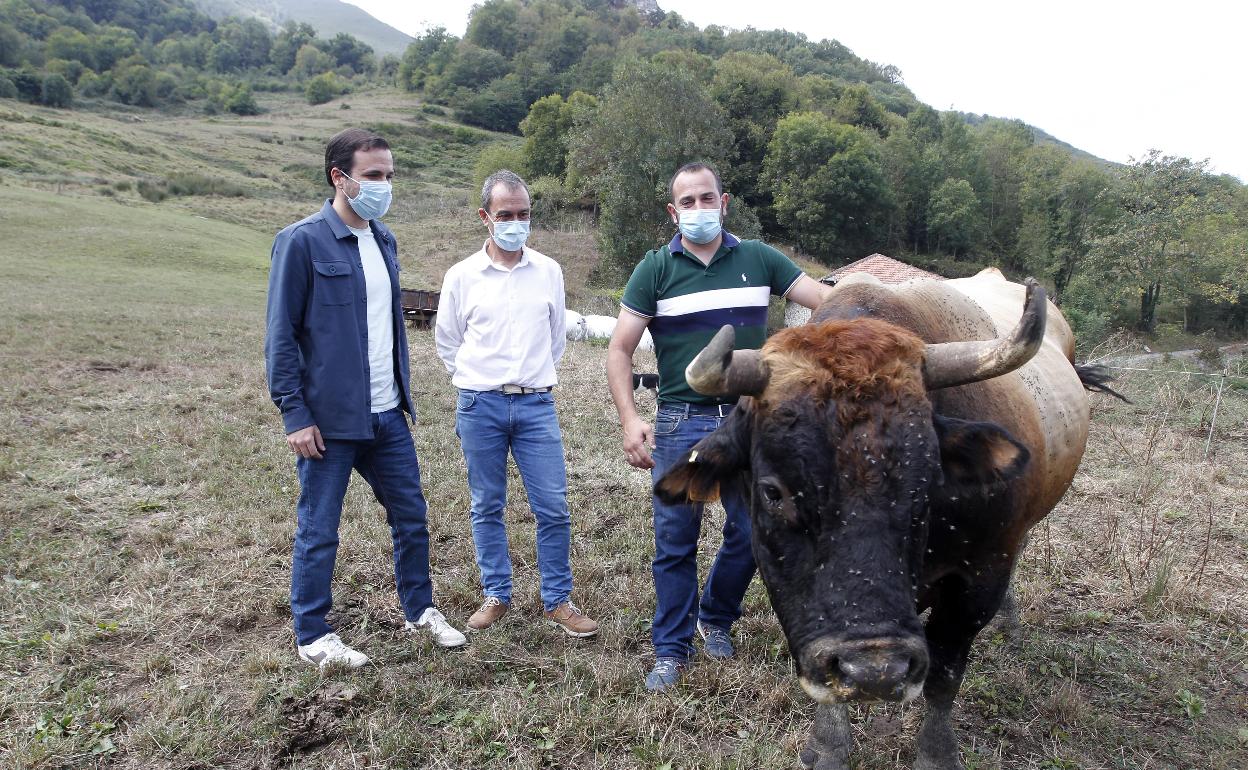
[435,243,567,390]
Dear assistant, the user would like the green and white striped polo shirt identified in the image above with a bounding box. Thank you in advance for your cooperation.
[621,232,803,405]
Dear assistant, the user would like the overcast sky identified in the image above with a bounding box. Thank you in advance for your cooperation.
[344,0,1246,182]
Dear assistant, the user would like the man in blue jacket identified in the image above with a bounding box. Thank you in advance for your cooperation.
[265,128,466,668]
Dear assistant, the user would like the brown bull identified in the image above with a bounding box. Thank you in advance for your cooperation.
[655,269,1109,769]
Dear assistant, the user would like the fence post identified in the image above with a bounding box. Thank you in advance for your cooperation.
[1203,371,1227,460]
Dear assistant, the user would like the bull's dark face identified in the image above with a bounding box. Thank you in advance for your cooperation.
[655,326,1030,704]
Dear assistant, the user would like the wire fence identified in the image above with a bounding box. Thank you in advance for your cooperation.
[1088,353,1248,458]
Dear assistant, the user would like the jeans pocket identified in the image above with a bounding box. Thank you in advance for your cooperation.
[535,391,554,405]
[456,391,477,412]
[653,412,681,436]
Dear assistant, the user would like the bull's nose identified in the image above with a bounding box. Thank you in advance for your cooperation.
[803,636,928,702]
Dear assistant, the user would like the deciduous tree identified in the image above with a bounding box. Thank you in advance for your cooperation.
[761,111,893,259]
[568,58,731,279]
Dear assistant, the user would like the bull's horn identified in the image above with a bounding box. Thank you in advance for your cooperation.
[923,278,1047,390]
[684,324,770,396]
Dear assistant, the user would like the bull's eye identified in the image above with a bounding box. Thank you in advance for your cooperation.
[760,480,784,507]
[758,479,778,504]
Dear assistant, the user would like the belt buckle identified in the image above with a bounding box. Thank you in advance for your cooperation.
[501,384,522,394]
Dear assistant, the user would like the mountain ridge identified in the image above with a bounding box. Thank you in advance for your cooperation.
[191,0,413,55]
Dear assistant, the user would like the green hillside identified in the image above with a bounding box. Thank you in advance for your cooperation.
[191,0,413,55]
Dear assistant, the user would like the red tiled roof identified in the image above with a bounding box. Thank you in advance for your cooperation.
[823,253,944,284]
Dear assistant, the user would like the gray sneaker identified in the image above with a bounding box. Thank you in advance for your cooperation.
[697,620,735,659]
[644,657,685,692]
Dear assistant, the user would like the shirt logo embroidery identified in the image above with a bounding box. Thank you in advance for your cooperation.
[741,273,748,283]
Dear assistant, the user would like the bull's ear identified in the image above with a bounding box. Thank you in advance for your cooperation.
[654,406,751,504]
[933,414,1030,491]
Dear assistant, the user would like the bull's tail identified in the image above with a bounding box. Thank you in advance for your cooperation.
[1075,363,1131,403]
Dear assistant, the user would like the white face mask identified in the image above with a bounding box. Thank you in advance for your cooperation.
[340,171,392,220]
[677,207,723,244]
[486,214,530,252]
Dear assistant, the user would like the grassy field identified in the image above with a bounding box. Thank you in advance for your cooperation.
[1,91,1246,769]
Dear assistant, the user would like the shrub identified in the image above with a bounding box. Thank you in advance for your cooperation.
[136,179,168,202]
[10,69,41,102]
[225,84,260,115]
[165,173,247,197]
[0,76,16,100]
[472,142,528,201]
[75,70,109,98]
[1196,331,1224,370]
[41,73,73,108]
[305,72,342,105]
[137,173,248,202]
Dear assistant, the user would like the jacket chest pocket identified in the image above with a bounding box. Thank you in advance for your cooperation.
[313,261,353,306]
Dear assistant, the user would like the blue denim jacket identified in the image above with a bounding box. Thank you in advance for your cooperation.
[265,200,414,439]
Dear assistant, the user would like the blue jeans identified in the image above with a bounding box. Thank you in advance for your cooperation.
[291,408,432,646]
[650,402,756,661]
[455,389,573,611]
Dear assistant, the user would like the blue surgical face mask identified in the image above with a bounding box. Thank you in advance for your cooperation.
[677,207,723,245]
[487,215,530,252]
[341,171,392,220]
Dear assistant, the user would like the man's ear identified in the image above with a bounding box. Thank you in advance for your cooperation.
[933,414,1030,492]
[654,406,750,504]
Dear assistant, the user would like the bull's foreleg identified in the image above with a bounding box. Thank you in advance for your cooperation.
[913,576,1009,770]
[799,702,851,770]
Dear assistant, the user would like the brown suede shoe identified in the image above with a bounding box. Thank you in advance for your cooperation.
[544,601,599,638]
[467,596,508,631]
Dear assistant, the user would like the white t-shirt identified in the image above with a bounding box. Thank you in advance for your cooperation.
[349,225,400,413]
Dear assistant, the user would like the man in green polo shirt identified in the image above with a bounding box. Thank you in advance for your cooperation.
[606,162,831,691]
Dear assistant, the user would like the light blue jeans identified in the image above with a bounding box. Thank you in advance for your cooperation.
[455,389,573,611]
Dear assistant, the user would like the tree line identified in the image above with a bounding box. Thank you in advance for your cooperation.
[1,0,1244,343]
[400,0,1246,344]
[0,0,386,112]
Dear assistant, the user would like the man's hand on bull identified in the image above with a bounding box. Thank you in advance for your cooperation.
[622,418,655,469]
[287,425,326,460]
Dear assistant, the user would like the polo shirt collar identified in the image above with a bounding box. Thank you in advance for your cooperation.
[474,240,531,271]
[668,230,740,258]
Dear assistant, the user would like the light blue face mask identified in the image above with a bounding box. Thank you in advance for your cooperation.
[488,216,530,253]
[677,207,723,244]
[341,171,392,221]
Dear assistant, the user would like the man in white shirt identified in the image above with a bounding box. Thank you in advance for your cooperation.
[435,170,598,638]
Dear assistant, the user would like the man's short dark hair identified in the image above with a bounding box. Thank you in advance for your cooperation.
[668,162,723,201]
[324,128,390,187]
[480,169,529,212]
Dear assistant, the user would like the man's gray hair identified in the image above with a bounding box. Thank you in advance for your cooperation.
[480,169,529,212]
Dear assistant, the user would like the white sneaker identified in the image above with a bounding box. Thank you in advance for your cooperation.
[405,607,467,648]
[297,632,369,669]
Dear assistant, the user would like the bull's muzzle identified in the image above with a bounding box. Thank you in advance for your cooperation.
[799,636,929,703]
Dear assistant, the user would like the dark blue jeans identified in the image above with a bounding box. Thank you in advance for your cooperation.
[290,408,432,646]
[455,389,573,611]
[650,402,756,661]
